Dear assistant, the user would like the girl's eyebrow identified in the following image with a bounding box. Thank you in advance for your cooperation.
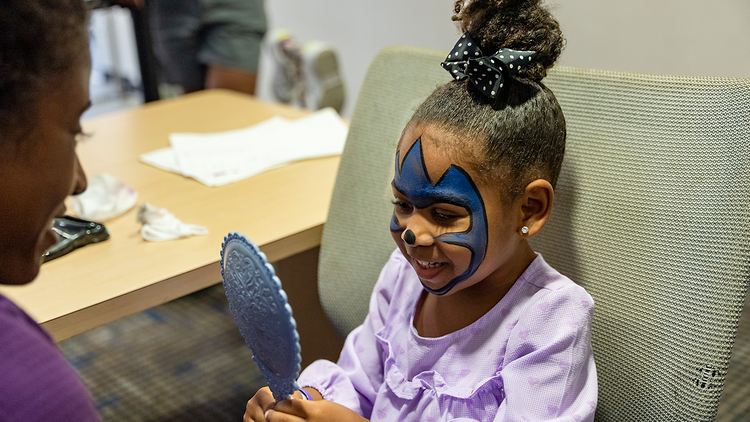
[392,180,470,209]
[419,192,470,208]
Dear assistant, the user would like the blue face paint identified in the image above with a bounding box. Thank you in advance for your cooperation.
[390,137,489,295]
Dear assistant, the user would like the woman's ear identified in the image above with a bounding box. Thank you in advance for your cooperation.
[519,179,554,238]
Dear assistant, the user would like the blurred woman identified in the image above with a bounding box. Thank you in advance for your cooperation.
[0,1,99,420]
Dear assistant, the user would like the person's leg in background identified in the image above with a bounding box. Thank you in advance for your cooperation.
[204,65,258,95]
[149,0,205,94]
[199,0,265,95]
[150,0,266,95]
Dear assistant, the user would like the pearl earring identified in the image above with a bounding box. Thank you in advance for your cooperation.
[521,226,529,234]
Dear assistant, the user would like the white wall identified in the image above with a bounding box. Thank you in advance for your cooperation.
[256,0,459,116]
[554,0,750,78]
[258,0,750,117]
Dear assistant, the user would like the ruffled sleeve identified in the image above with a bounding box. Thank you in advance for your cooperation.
[297,250,410,418]
[494,282,598,422]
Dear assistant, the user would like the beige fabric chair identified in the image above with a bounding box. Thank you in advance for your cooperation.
[317,45,750,420]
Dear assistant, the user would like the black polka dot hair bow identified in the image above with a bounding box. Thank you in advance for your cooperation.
[441,32,535,99]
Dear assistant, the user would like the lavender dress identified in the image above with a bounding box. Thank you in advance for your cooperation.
[298,249,598,421]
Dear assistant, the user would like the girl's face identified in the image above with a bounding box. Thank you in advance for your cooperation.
[0,61,90,285]
[391,124,525,296]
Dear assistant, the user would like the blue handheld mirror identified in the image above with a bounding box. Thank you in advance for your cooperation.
[220,232,302,401]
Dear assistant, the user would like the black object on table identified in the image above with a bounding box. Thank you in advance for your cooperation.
[43,216,110,262]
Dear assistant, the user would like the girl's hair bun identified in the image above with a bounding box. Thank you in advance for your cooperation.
[452,0,564,82]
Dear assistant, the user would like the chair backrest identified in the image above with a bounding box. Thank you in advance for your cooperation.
[317,45,447,337]
[318,45,750,421]
[533,68,750,420]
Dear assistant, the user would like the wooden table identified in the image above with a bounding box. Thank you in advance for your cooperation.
[0,90,340,342]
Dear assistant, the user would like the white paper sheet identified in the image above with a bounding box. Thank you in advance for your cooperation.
[138,108,348,187]
[139,147,181,173]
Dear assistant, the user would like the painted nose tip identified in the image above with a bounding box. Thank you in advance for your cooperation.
[403,229,416,245]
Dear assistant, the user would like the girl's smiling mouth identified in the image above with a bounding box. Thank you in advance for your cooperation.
[411,257,448,280]
[415,259,444,269]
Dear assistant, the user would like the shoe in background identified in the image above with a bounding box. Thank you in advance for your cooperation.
[266,30,345,113]
[268,29,302,105]
[300,40,345,113]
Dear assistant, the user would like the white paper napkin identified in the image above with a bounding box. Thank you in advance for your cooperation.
[136,203,208,241]
[71,173,138,221]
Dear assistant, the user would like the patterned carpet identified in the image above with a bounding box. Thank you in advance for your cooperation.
[60,284,750,421]
[59,284,264,421]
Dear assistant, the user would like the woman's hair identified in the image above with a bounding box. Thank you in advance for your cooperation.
[407,0,566,202]
[0,0,89,142]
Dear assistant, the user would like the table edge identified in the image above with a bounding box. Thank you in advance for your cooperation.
[45,223,324,341]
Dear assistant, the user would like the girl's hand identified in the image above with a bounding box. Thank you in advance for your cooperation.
[266,398,369,422]
[244,387,276,422]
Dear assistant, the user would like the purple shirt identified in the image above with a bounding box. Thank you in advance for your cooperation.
[298,249,598,421]
[0,293,100,422]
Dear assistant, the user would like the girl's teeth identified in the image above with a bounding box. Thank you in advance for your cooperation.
[417,259,442,268]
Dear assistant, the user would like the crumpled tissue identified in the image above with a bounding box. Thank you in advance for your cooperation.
[136,203,209,241]
[71,173,138,221]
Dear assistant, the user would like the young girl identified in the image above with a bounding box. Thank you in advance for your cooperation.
[246,0,597,420]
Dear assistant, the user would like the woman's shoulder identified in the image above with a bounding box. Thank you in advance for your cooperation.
[0,293,48,338]
[0,295,100,421]
[0,293,58,377]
